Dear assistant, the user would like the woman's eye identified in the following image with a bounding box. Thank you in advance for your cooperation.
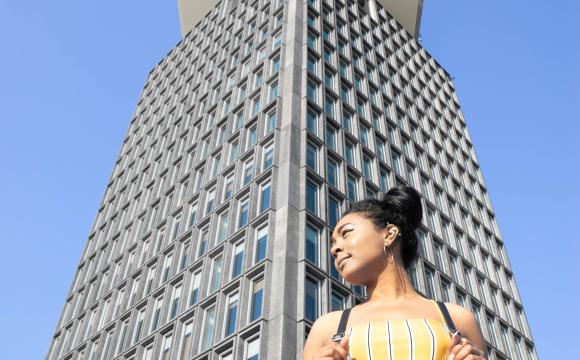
[343,229,351,237]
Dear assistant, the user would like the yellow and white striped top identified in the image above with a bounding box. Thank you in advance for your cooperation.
[346,300,454,360]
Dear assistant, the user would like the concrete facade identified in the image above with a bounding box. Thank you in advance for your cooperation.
[47,1,536,360]
[178,0,423,38]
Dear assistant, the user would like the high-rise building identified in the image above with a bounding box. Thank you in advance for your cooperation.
[47,1,536,359]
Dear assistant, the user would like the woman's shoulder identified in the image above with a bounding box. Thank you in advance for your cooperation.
[442,302,480,334]
[309,310,345,339]
[302,310,347,359]
[312,310,345,332]
[443,302,476,321]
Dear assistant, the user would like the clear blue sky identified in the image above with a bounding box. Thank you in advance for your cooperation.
[0,1,577,359]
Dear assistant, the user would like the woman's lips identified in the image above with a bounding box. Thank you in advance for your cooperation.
[338,256,351,268]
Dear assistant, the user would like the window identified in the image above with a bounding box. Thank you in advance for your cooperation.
[306,180,319,215]
[247,125,258,148]
[205,188,216,215]
[342,110,352,132]
[230,141,239,162]
[513,335,525,360]
[306,108,318,134]
[169,284,182,319]
[243,159,254,186]
[197,227,209,257]
[224,175,234,201]
[304,277,319,321]
[144,265,156,296]
[271,55,281,73]
[307,53,318,74]
[331,291,346,311]
[250,278,264,321]
[269,81,279,102]
[379,169,390,192]
[307,31,317,50]
[255,225,268,262]
[200,306,216,352]
[210,256,223,293]
[238,198,250,229]
[324,69,335,90]
[328,196,340,229]
[390,148,400,175]
[449,253,459,282]
[272,32,283,49]
[232,242,244,278]
[99,330,114,360]
[212,154,222,178]
[325,123,336,150]
[501,325,513,358]
[266,112,277,132]
[238,83,248,103]
[149,296,164,333]
[441,278,451,302]
[162,252,173,283]
[263,143,274,169]
[323,46,333,64]
[359,125,369,147]
[179,242,190,271]
[217,211,229,243]
[154,227,165,253]
[307,79,318,102]
[324,95,335,118]
[346,174,357,201]
[114,319,129,356]
[189,271,201,306]
[306,142,318,170]
[254,70,263,89]
[424,266,436,299]
[426,206,437,232]
[178,322,193,360]
[406,162,416,186]
[339,60,348,79]
[345,141,355,165]
[463,265,473,292]
[251,97,261,116]
[171,215,181,241]
[362,155,373,179]
[486,314,498,347]
[327,158,338,187]
[246,337,260,360]
[132,308,146,345]
[433,241,445,271]
[307,12,317,27]
[259,181,272,213]
[224,293,239,337]
[305,224,320,265]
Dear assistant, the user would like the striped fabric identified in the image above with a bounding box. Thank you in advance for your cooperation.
[346,301,453,360]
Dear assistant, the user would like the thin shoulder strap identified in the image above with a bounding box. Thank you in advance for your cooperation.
[435,300,457,334]
[330,307,352,342]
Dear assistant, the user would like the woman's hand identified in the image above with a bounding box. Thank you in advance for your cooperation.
[447,332,486,360]
[312,334,350,360]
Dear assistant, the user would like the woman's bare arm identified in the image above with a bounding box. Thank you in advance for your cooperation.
[302,312,341,360]
[446,302,488,358]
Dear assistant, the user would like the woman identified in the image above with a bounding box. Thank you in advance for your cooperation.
[302,185,487,360]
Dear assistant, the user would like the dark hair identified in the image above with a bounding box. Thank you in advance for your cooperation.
[342,185,423,269]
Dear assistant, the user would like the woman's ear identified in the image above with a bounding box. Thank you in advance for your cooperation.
[384,224,399,245]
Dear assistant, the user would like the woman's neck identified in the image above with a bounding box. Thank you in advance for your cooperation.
[363,262,421,305]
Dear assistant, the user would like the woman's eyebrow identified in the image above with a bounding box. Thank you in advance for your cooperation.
[331,223,352,241]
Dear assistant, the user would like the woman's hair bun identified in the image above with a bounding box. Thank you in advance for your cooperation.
[340,185,424,269]
[383,185,423,231]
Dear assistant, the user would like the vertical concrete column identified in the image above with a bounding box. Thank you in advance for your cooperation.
[266,0,304,359]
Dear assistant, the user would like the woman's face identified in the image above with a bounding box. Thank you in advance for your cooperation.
[330,212,390,285]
